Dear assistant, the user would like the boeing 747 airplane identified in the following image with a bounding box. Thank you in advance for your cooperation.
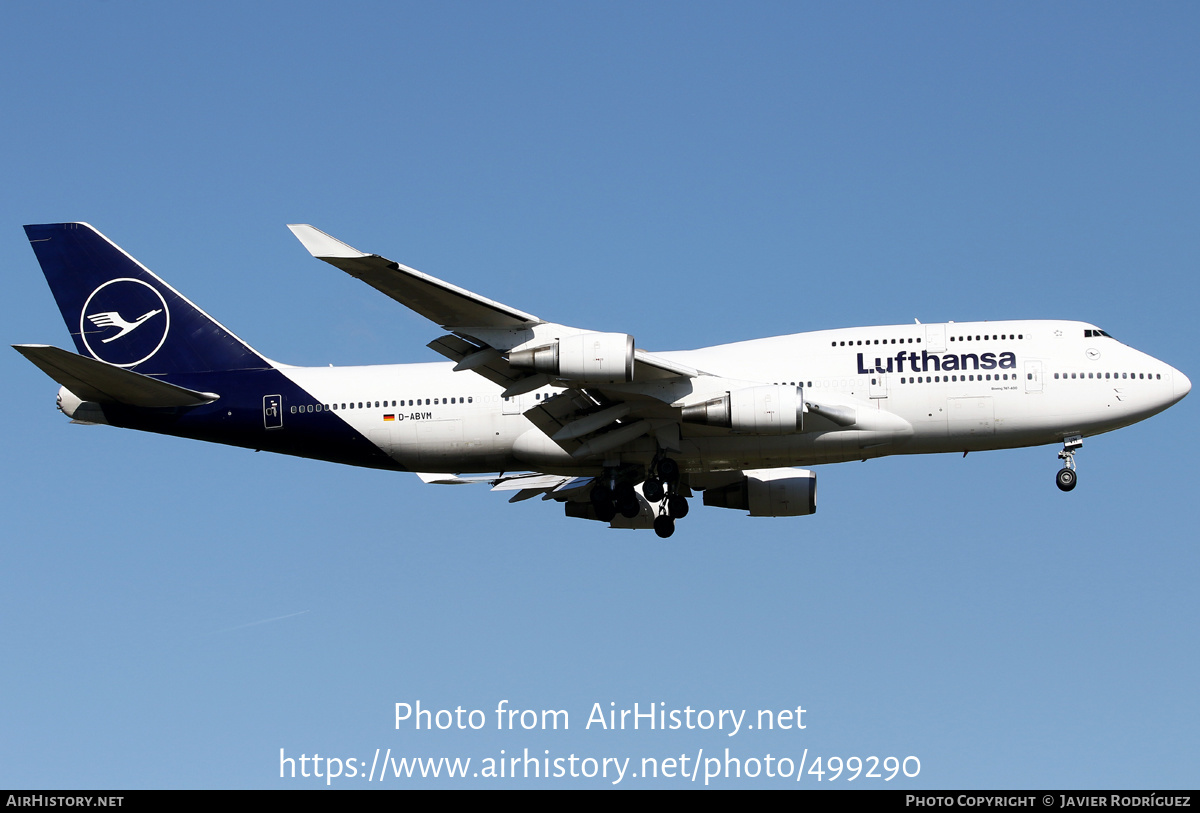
[16,223,1191,537]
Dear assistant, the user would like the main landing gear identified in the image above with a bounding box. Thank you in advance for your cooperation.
[648,456,687,539]
[589,480,630,523]
[590,457,690,538]
[1056,435,1082,492]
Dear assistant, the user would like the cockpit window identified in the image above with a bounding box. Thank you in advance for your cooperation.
[1085,329,1114,339]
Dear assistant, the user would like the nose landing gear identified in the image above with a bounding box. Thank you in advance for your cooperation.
[1055,466,1077,492]
[1056,435,1082,492]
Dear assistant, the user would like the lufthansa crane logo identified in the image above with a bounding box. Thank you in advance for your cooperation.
[80,278,170,367]
[88,308,163,342]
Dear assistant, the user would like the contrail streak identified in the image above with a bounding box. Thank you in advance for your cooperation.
[213,610,310,634]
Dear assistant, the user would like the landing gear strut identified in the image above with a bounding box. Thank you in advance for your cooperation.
[648,455,687,538]
[656,457,680,483]
[642,476,665,502]
[1056,435,1082,492]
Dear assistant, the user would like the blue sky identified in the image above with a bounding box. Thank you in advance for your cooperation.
[2,2,1197,788]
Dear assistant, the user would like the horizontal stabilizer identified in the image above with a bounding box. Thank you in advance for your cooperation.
[14,344,219,407]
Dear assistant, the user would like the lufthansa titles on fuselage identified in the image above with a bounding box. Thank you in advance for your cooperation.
[856,350,1017,375]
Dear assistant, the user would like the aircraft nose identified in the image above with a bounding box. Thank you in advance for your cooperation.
[1174,368,1192,402]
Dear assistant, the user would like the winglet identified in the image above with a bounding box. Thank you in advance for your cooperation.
[287,224,369,259]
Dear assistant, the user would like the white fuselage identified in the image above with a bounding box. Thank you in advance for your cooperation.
[275,319,1189,476]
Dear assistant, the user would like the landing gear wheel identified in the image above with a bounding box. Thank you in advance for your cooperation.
[653,515,675,539]
[1056,467,1077,492]
[667,495,689,519]
[590,484,612,508]
[656,457,680,484]
[642,476,665,502]
[594,500,616,522]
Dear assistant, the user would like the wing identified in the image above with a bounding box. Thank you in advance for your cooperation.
[287,224,541,330]
[415,470,594,504]
[289,225,709,458]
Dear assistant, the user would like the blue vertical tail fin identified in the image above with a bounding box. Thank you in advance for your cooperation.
[24,223,270,375]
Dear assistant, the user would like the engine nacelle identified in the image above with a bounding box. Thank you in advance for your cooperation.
[681,385,804,434]
[509,332,635,383]
[702,468,817,517]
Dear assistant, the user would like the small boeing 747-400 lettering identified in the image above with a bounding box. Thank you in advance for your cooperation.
[16,223,1191,537]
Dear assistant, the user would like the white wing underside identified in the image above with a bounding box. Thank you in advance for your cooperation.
[415,471,593,503]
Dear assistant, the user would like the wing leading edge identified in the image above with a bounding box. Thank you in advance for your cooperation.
[288,224,699,381]
[287,224,541,330]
